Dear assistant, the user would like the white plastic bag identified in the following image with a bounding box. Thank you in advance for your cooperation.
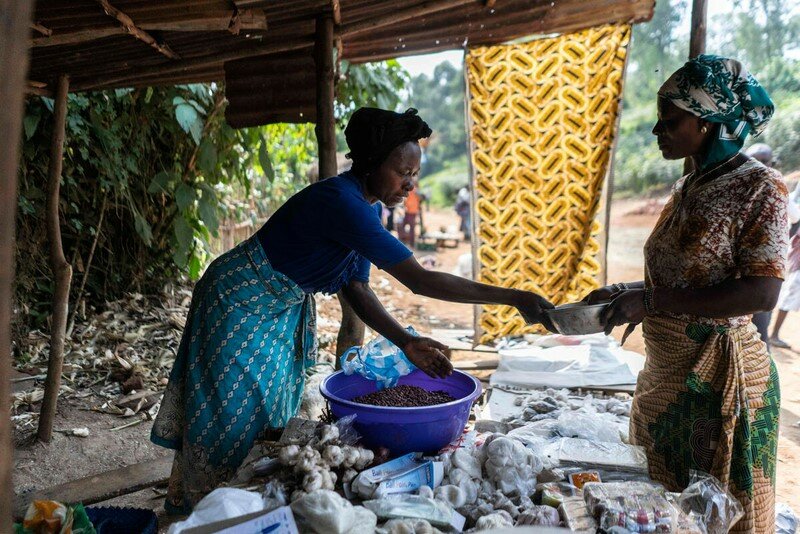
[776,503,798,534]
[167,488,265,533]
[290,489,377,534]
[341,326,418,389]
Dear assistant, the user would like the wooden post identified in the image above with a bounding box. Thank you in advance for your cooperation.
[0,1,34,527]
[313,15,365,359]
[38,74,73,443]
[315,15,337,181]
[689,0,708,59]
[685,0,707,175]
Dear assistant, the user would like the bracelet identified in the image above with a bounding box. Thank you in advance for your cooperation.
[644,287,657,315]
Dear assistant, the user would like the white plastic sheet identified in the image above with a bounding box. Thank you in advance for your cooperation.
[490,343,644,389]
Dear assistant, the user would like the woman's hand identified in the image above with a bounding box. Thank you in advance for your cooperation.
[601,290,646,335]
[516,292,557,332]
[585,283,631,304]
[403,336,453,379]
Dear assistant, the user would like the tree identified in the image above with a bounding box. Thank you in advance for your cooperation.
[406,61,467,175]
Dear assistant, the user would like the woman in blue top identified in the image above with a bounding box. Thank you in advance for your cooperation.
[152,107,554,511]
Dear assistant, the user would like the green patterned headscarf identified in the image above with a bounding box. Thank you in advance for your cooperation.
[657,54,774,169]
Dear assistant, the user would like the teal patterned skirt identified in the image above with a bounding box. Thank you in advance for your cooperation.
[151,235,317,509]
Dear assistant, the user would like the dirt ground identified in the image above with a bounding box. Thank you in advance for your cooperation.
[11,199,800,525]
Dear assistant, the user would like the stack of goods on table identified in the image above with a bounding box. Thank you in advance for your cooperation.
[168,381,744,533]
[168,329,746,534]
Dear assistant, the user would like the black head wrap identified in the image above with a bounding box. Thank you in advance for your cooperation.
[344,107,432,175]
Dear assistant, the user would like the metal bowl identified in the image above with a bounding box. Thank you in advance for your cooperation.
[545,302,608,335]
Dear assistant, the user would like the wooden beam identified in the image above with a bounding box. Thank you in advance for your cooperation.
[73,39,311,91]
[32,26,125,47]
[1,2,35,528]
[30,22,52,36]
[13,456,173,520]
[689,0,708,58]
[331,0,342,25]
[228,8,268,33]
[37,74,73,444]
[96,0,180,60]
[339,0,480,38]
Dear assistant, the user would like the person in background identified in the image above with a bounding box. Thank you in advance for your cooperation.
[455,187,471,241]
[399,181,421,247]
[744,144,799,351]
[770,155,800,348]
[589,56,784,533]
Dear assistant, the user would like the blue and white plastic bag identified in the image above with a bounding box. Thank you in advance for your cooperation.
[340,326,418,389]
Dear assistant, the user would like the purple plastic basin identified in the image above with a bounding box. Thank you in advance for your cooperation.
[320,369,481,456]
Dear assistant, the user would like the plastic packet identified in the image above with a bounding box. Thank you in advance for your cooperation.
[290,490,376,534]
[515,505,561,526]
[559,495,597,531]
[583,482,673,533]
[677,471,744,534]
[535,481,580,507]
[334,414,361,446]
[548,437,649,474]
[363,494,465,531]
[556,411,621,443]
[263,480,287,513]
[340,326,418,389]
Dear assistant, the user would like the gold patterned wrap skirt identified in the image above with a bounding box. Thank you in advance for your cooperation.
[632,315,780,533]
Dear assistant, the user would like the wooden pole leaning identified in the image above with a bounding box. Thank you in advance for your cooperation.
[38,74,73,443]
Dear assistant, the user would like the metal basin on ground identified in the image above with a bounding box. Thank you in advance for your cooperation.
[320,369,481,456]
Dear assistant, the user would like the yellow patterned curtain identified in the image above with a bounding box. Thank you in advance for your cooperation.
[466,24,631,344]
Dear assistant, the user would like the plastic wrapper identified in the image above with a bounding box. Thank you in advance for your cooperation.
[677,471,744,534]
[559,495,597,530]
[568,471,601,490]
[354,453,444,499]
[341,326,418,389]
[547,437,648,474]
[776,503,798,534]
[290,490,376,534]
[363,494,465,531]
[583,482,673,533]
[263,480,287,513]
[535,482,580,507]
[167,488,265,533]
[334,414,361,446]
[556,411,622,443]
[515,505,561,526]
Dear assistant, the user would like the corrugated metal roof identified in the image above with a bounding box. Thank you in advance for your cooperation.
[28,0,654,125]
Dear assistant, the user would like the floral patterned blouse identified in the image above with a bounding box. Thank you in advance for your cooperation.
[644,158,788,327]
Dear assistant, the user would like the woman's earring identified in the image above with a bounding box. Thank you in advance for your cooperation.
[701,125,708,134]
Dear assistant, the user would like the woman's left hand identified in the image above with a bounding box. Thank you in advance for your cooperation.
[602,290,646,335]
[403,336,453,379]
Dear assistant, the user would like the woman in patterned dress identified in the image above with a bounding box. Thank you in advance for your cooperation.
[588,56,785,533]
[152,107,555,512]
